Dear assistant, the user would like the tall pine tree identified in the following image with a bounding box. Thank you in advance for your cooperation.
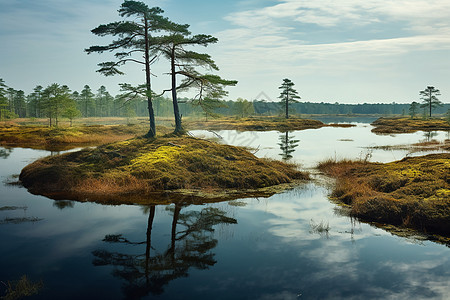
[278,78,300,119]
[86,1,167,138]
[419,86,442,117]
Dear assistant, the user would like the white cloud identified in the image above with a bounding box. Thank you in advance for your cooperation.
[210,0,450,101]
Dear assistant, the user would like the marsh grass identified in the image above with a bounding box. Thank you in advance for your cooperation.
[1,275,43,300]
[310,219,331,238]
[318,153,450,236]
[372,117,450,134]
[19,135,309,204]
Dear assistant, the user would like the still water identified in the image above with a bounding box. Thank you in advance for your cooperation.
[1,123,449,299]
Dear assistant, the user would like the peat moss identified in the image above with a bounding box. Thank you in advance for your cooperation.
[371,117,450,133]
[318,153,450,236]
[186,117,354,131]
[19,136,309,204]
[0,124,164,150]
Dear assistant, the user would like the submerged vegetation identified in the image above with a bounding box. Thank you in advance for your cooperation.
[19,136,308,204]
[371,117,450,133]
[0,275,43,300]
[318,153,450,236]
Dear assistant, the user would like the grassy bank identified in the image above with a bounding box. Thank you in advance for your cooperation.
[372,117,450,133]
[0,123,163,150]
[19,135,309,204]
[318,153,450,236]
[186,117,354,131]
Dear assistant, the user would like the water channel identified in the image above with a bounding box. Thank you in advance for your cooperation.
[1,121,449,299]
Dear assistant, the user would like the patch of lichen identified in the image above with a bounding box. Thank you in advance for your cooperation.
[318,153,450,236]
[19,136,309,204]
[186,116,353,131]
[0,123,161,150]
[371,117,450,133]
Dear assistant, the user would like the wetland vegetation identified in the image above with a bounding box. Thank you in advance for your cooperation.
[318,153,450,236]
[371,117,450,133]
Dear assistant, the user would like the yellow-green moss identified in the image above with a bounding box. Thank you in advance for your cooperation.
[19,136,309,204]
[318,153,450,236]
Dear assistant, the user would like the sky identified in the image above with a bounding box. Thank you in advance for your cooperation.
[0,0,449,104]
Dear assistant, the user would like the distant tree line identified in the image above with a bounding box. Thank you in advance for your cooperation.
[2,78,448,123]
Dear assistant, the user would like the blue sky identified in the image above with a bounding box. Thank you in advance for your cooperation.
[1,0,449,103]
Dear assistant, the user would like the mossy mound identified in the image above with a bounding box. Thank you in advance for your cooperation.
[372,117,450,133]
[19,136,308,204]
[318,153,450,236]
[187,117,329,131]
[0,124,160,150]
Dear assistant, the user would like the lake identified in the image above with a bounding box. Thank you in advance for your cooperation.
[1,122,449,299]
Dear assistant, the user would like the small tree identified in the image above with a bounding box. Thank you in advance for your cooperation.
[233,98,254,118]
[42,84,72,127]
[79,85,95,117]
[419,86,442,117]
[409,101,419,118]
[63,101,82,126]
[278,78,300,119]
[0,79,9,120]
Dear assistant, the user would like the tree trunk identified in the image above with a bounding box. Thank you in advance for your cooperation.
[144,17,156,138]
[171,48,183,134]
[429,90,432,117]
[285,93,289,119]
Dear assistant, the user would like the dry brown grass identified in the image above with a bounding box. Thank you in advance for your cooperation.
[318,153,450,236]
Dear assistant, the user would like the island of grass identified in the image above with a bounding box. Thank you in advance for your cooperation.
[186,116,354,131]
[19,135,309,204]
[0,123,164,150]
[318,153,450,237]
[371,117,450,133]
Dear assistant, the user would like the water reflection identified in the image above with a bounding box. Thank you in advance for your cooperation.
[0,147,12,159]
[53,200,75,210]
[92,204,237,299]
[423,131,438,142]
[278,131,300,161]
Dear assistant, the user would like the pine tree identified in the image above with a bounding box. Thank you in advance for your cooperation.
[0,79,9,120]
[85,1,167,138]
[409,101,419,118]
[42,84,72,127]
[155,25,237,133]
[79,85,95,117]
[419,86,442,117]
[278,78,300,119]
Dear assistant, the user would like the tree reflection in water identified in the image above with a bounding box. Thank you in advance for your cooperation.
[278,131,300,161]
[92,203,237,299]
[423,131,438,142]
[0,147,12,159]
